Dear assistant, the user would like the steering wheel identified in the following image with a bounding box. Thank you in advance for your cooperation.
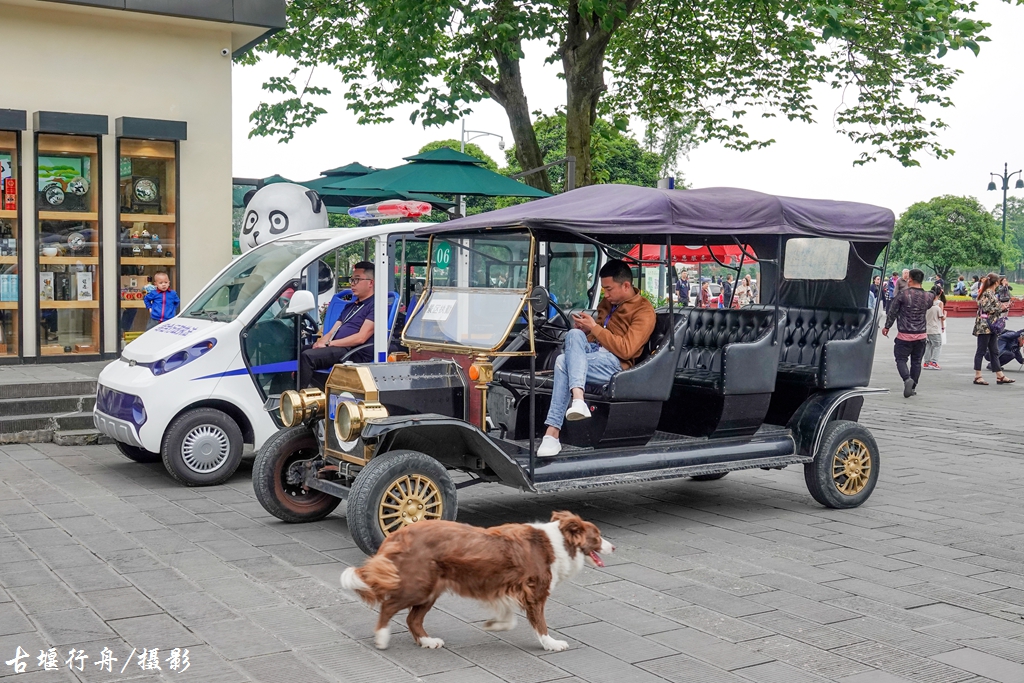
[544,298,574,332]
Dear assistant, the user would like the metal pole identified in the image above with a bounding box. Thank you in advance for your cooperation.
[566,157,576,192]
[458,120,466,218]
[1002,163,1008,276]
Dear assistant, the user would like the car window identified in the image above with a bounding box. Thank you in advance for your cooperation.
[548,242,598,308]
[784,238,850,280]
[184,239,327,322]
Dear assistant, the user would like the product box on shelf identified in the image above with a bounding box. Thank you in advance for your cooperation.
[75,272,93,301]
[39,272,54,301]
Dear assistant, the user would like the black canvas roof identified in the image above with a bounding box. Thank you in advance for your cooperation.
[416,185,895,242]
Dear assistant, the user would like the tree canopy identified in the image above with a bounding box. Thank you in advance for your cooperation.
[893,195,1005,281]
[245,0,1018,190]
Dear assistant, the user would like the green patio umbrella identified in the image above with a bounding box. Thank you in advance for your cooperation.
[261,162,452,212]
[328,148,550,198]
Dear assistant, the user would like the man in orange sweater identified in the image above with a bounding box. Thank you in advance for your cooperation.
[538,260,656,457]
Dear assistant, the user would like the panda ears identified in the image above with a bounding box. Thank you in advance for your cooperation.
[243,189,258,208]
[305,190,324,214]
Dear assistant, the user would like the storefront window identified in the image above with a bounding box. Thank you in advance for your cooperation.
[0,131,19,358]
[36,133,100,356]
[117,139,178,348]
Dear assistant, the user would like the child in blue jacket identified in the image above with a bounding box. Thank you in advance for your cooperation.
[144,272,180,329]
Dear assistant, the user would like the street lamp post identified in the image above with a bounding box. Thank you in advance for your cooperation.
[987,162,1024,276]
[457,119,505,218]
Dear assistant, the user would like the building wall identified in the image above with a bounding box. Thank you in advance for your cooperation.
[1,3,234,356]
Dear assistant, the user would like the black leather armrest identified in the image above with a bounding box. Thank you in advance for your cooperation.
[720,314,783,395]
[822,320,875,389]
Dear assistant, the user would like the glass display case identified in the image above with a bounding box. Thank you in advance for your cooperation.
[117,139,178,348]
[0,131,19,358]
[35,133,101,357]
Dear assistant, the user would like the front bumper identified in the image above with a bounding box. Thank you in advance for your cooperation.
[93,410,144,448]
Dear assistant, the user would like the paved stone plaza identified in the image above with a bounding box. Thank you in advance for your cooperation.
[2,316,1023,683]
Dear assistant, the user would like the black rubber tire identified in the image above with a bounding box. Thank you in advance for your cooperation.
[804,420,879,509]
[253,426,341,523]
[161,408,244,487]
[690,472,728,481]
[347,450,457,556]
[115,441,161,463]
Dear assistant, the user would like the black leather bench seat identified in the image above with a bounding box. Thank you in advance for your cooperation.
[753,305,874,389]
[672,307,781,396]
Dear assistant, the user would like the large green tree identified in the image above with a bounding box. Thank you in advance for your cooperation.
[245,1,1015,189]
[893,195,1005,282]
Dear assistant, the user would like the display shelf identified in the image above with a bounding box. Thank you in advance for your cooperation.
[39,300,99,309]
[120,257,175,266]
[38,211,99,222]
[0,256,16,265]
[120,300,147,308]
[0,210,16,220]
[0,302,17,310]
[39,256,99,266]
[120,213,176,224]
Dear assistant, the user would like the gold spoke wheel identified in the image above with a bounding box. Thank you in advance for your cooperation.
[378,474,444,535]
[831,438,872,496]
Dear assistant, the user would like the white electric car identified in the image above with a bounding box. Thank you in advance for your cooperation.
[94,220,432,486]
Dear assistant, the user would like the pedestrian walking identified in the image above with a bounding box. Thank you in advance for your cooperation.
[698,281,711,308]
[933,274,945,292]
[722,275,734,307]
[882,268,934,398]
[869,275,881,309]
[922,285,945,370]
[735,274,753,307]
[883,272,898,312]
[896,269,910,298]
[973,273,1015,385]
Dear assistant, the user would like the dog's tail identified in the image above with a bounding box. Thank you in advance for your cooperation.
[340,555,400,605]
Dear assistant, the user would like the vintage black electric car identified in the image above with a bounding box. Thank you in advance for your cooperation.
[253,185,895,555]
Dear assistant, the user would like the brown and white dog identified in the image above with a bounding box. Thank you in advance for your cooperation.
[340,511,614,652]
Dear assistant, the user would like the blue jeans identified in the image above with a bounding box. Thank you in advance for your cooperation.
[544,329,622,429]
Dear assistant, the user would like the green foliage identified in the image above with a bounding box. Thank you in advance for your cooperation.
[504,112,665,193]
[892,195,1005,281]
[608,0,1014,167]
[244,0,1017,178]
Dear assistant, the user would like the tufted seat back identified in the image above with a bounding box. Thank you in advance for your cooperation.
[677,308,776,373]
[776,307,870,367]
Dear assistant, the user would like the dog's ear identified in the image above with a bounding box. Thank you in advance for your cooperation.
[551,511,587,549]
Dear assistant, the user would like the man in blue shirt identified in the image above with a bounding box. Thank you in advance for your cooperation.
[299,261,375,389]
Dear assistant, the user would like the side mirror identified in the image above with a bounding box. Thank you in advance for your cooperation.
[528,286,550,315]
[286,289,317,316]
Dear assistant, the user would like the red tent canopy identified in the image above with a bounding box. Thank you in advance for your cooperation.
[626,243,755,265]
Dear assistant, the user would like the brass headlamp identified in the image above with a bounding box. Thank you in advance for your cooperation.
[279,388,326,427]
[334,400,389,442]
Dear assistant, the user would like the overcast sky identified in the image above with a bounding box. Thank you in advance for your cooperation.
[232,0,1024,217]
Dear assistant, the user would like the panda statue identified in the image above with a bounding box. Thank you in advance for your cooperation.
[238,182,336,310]
[239,182,328,253]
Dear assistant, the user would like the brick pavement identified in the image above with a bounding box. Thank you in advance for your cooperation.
[2,316,1023,683]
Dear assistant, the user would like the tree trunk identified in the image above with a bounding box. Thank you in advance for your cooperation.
[473,31,552,194]
[560,0,640,189]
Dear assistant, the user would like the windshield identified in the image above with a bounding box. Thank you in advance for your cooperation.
[184,239,328,322]
[404,234,532,351]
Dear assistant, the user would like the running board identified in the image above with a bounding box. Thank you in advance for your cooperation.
[520,432,801,491]
[532,453,812,493]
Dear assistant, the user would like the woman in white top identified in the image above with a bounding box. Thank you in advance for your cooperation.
[923,286,946,370]
[735,274,754,306]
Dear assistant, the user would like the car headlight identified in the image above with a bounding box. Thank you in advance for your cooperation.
[334,400,389,442]
[280,388,326,428]
[150,339,216,376]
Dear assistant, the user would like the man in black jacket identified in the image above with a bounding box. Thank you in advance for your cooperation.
[883,269,934,398]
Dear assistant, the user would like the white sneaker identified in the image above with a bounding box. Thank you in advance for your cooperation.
[565,399,591,421]
[537,435,562,457]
